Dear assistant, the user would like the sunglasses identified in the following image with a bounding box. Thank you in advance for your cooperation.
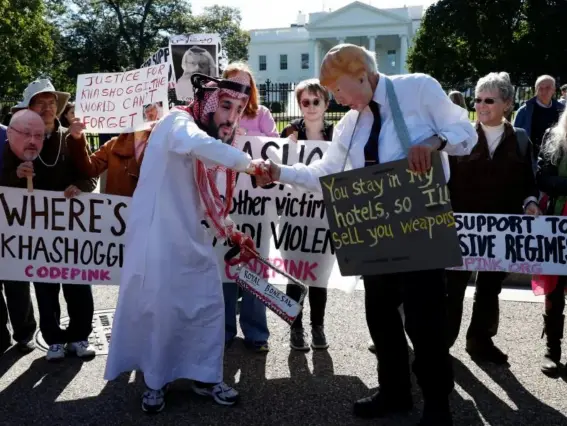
[300,99,321,108]
[474,97,496,105]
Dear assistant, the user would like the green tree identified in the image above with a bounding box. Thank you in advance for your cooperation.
[45,1,250,92]
[184,5,250,63]
[0,0,57,97]
[407,0,566,88]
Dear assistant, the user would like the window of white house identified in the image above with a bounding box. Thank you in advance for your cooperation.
[280,54,288,70]
[259,55,267,71]
[387,50,396,68]
[301,53,309,69]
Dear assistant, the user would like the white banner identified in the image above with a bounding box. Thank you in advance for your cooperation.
[3,139,566,288]
[0,187,130,284]
[209,136,351,289]
[75,64,169,133]
[451,213,567,275]
[140,47,176,89]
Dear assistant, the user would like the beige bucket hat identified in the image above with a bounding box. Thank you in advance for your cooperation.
[11,79,70,116]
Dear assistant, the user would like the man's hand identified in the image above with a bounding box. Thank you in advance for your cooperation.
[227,230,258,265]
[525,201,541,217]
[68,118,86,140]
[256,160,281,187]
[64,185,81,198]
[16,162,34,179]
[288,131,298,143]
[407,136,441,174]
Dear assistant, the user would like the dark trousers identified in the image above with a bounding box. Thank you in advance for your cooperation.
[446,270,507,346]
[0,281,37,346]
[286,284,327,330]
[545,277,566,315]
[364,269,454,402]
[34,282,94,345]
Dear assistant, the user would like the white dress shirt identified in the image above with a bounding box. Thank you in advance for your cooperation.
[279,72,478,193]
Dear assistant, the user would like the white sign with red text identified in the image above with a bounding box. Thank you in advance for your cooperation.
[0,187,129,285]
[75,64,169,133]
[451,213,567,275]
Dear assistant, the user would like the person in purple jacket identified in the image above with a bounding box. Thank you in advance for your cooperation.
[221,62,278,352]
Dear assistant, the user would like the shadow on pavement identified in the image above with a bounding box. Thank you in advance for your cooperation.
[453,356,566,426]
[0,340,372,426]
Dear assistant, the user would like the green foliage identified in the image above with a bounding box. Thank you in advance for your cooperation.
[1,0,250,97]
[0,0,56,96]
[183,5,250,63]
[407,0,567,88]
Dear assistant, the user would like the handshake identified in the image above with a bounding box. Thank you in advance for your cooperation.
[245,159,282,187]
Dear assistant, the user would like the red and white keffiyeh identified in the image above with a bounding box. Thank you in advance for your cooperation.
[175,73,253,249]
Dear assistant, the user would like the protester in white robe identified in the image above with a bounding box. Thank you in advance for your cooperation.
[104,71,260,414]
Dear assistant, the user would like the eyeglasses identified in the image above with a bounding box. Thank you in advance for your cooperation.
[474,98,496,105]
[300,99,321,108]
[9,127,45,141]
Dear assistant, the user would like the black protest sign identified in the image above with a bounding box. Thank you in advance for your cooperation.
[319,152,462,276]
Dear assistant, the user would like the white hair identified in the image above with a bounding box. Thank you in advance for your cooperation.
[541,108,567,165]
[535,75,556,90]
[475,72,514,112]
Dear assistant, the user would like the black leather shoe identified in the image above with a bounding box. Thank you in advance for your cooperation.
[466,339,508,364]
[417,402,453,426]
[353,391,412,418]
[16,339,35,354]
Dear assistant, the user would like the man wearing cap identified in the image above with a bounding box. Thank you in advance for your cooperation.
[1,79,98,361]
[104,69,261,413]
[256,44,478,426]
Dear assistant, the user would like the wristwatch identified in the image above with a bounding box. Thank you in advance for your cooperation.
[436,134,448,151]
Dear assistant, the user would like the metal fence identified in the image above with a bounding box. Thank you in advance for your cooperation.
[0,84,540,151]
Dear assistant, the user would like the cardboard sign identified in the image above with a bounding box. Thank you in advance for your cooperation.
[319,152,462,276]
[451,213,567,275]
[169,33,221,102]
[75,64,169,133]
[140,47,176,89]
[0,187,129,284]
[236,266,304,325]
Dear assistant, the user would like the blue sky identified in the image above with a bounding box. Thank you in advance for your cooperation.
[190,0,437,30]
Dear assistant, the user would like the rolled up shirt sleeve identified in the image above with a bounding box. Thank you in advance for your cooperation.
[420,75,478,156]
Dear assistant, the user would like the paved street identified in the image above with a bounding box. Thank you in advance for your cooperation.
[1,284,566,426]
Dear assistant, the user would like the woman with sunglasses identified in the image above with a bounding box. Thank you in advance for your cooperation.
[66,122,150,197]
[280,79,333,351]
[445,72,540,363]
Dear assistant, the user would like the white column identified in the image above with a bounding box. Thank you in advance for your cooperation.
[399,34,408,74]
[312,39,321,78]
[368,36,376,53]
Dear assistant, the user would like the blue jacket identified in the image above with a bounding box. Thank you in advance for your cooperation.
[0,125,6,172]
[513,97,565,138]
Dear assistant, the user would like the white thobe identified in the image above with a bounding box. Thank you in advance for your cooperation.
[104,109,251,389]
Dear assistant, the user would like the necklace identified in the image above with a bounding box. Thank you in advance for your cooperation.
[38,131,62,167]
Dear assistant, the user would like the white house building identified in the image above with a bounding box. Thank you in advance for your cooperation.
[248,1,424,85]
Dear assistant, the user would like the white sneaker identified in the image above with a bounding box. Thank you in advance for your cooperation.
[67,341,95,358]
[46,344,65,361]
[191,381,239,406]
